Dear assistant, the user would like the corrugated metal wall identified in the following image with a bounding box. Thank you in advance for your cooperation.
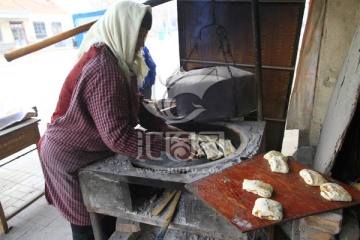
[177,0,305,151]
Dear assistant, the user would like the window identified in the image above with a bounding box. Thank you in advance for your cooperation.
[51,22,62,35]
[51,22,65,47]
[10,21,27,46]
[33,21,47,39]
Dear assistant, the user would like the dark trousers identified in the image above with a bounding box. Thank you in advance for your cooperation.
[70,215,116,240]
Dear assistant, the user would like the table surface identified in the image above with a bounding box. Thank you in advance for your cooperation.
[0,118,40,137]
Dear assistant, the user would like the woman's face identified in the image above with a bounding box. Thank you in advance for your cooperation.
[135,28,149,55]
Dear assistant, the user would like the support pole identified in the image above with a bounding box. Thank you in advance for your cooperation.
[251,0,264,121]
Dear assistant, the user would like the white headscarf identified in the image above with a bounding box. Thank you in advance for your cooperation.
[77,0,151,85]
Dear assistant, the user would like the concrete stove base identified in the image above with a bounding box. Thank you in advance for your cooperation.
[78,121,265,240]
[109,222,223,240]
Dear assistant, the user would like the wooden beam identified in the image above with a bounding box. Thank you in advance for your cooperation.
[313,22,360,174]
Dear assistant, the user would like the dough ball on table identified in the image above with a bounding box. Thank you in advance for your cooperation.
[264,150,288,162]
[320,183,352,201]
[252,198,283,221]
[242,179,273,198]
[268,157,289,173]
[264,150,289,173]
[299,169,327,186]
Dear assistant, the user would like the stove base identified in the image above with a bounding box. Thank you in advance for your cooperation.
[110,222,223,240]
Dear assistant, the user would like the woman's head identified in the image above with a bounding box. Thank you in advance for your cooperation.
[135,9,152,54]
[141,9,152,31]
[77,0,152,83]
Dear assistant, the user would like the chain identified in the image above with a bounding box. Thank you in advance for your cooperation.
[181,0,238,117]
[216,25,235,77]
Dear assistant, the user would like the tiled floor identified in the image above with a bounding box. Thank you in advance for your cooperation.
[0,146,72,240]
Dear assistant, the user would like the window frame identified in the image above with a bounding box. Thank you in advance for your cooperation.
[33,21,47,39]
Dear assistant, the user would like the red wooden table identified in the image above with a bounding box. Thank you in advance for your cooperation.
[186,154,360,232]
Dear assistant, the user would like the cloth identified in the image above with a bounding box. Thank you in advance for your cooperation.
[139,46,156,91]
[77,0,150,84]
[39,47,166,225]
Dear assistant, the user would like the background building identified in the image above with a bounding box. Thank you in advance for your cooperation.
[0,0,76,53]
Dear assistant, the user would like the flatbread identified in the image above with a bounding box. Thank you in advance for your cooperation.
[217,139,236,157]
[299,169,327,186]
[252,198,283,221]
[191,140,206,158]
[189,134,235,160]
[189,133,219,142]
[242,179,273,198]
[320,183,352,202]
[201,141,223,160]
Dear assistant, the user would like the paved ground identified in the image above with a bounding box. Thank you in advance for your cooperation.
[0,147,72,240]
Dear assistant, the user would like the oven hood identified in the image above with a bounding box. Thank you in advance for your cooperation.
[165,66,257,122]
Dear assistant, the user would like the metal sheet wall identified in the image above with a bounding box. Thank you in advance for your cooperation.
[177,0,305,151]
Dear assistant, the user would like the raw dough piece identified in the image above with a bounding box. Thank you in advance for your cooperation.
[242,179,273,198]
[299,169,327,186]
[268,157,289,173]
[320,183,352,201]
[252,198,283,220]
[264,150,288,162]
[217,139,236,157]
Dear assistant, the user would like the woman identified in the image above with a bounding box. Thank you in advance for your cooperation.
[39,1,193,239]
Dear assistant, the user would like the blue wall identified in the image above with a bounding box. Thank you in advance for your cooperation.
[72,9,106,47]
